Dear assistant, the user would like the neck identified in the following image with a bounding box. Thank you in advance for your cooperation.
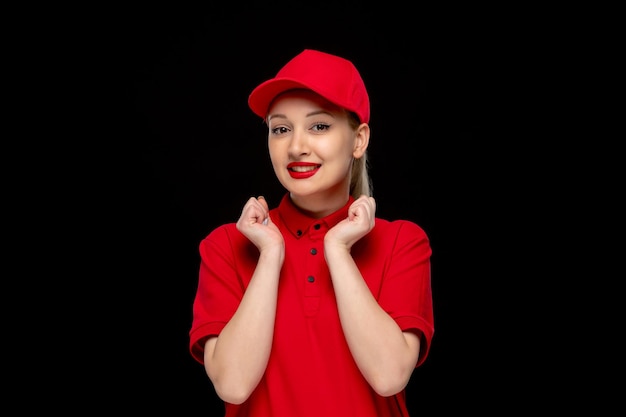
[289,190,350,219]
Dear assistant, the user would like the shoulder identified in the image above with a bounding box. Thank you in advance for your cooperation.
[199,222,249,251]
[373,218,429,240]
[366,218,431,256]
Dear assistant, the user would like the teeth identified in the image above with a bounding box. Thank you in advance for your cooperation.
[291,166,317,172]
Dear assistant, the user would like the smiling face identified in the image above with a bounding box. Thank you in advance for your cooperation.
[266,89,369,216]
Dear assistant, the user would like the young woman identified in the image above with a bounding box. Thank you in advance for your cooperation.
[189,49,434,416]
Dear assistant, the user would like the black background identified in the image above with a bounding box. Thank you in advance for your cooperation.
[23,3,566,415]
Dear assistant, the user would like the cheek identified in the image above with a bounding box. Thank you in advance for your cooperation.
[268,144,283,170]
[315,137,348,157]
[326,140,356,161]
[268,141,278,156]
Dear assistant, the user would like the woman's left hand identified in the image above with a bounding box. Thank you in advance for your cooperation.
[325,195,376,250]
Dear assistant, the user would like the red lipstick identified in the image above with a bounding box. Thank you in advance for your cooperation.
[287,162,320,179]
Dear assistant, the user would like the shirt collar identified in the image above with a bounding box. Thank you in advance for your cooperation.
[275,193,355,239]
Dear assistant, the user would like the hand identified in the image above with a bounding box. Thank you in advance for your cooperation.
[236,196,284,252]
[325,195,376,251]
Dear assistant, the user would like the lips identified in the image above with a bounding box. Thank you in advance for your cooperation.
[287,162,321,179]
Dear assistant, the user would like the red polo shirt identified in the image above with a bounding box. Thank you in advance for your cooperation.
[190,193,434,417]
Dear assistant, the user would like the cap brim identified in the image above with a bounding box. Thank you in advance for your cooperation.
[248,78,320,119]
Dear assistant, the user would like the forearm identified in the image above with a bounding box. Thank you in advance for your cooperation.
[204,247,283,404]
[325,245,419,397]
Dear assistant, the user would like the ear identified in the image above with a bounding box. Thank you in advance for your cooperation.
[353,123,370,159]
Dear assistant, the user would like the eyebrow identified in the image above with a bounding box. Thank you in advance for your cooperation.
[267,109,335,122]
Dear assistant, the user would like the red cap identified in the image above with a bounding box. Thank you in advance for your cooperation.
[248,49,370,123]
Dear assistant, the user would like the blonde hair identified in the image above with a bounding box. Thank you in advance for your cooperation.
[348,112,372,199]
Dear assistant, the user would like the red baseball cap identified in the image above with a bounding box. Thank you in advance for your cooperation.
[248,49,370,123]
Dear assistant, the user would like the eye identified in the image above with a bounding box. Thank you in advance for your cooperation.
[311,123,330,132]
[270,126,290,135]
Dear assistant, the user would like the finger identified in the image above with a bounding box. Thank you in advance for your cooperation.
[349,197,375,223]
[242,197,268,225]
[256,196,271,225]
[257,195,269,212]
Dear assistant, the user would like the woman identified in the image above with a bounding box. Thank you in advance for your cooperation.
[189,49,434,416]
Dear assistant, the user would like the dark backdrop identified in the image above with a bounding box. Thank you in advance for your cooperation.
[46,3,546,415]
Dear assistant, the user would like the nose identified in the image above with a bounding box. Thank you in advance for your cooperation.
[288,128,310,156]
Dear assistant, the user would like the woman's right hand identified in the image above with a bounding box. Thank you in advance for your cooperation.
[236,196,284,253]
